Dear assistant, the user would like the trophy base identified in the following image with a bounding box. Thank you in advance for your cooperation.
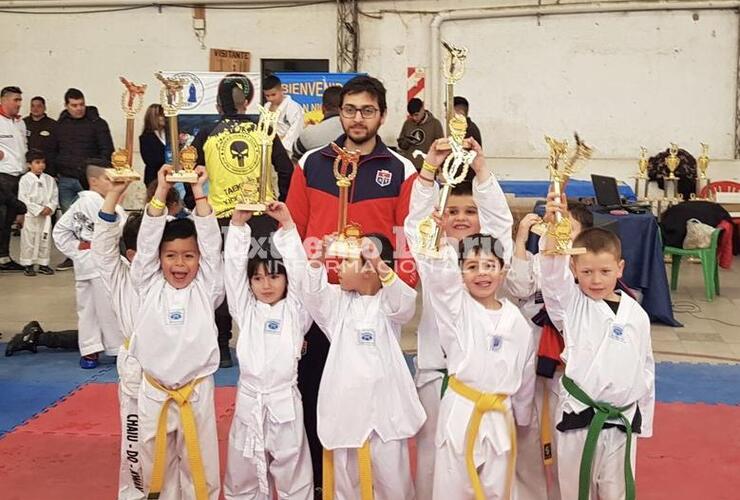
[414,245,443,259]
[326,240,362,259]
[166,171,198,183]
[542,246,587,256]
[665,174,678,181]
[235,203,267,213]
[530,222,548,237]
[107,170,141,182]
[435,137,473,151]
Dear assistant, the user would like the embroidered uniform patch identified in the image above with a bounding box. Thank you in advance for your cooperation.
[610,324,626,343]
[358,329,376,345]
[375,169,392,187]
[489,334,503,352]
[264,319,282,335]
[167,308,185,325]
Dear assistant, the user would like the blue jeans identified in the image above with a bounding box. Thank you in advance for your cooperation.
[58,175,83,213]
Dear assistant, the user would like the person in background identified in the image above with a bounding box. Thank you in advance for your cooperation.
[292,85,344,162]
[396,98,444,171]
[23,96,57,172]
[0,85,28,272]
[139,104,167,187]
[264,74,304,154]
[453,95,483,146]
[49,88,114,271]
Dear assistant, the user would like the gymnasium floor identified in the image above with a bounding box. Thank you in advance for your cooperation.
[1,245,739,499]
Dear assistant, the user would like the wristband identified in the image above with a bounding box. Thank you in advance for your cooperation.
[98,210,118,223]
[421,161,438,174]
[194,195,208,202]
[149,197,166,210]
[379,270,397,286]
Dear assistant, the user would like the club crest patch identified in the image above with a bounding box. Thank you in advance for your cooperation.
[489,334,503,352]
[375,169,392,187]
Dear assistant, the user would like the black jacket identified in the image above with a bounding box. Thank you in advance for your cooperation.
[23,115,57,168]
[466,117,483,147]
[139,131,166,187]
[49,106,114,180]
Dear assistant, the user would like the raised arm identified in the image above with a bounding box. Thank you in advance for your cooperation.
[361,236,417,325]
[191,166,224,307]
[402,172,439,250]
[92,181,130,294]
[224,210,254,322]
[506,214,543,299]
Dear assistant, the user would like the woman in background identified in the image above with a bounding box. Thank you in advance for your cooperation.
[139,104,166,186]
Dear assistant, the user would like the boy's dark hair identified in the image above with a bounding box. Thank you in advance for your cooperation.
[64,88,85,104]
[25,149,45,163]
[262,74,282,91]
[340,75,387,115]
[450,179,473,197]
[161,218,197,246]
[31,96,46,105]
[322,86,342,112]
[457,233,505,267]
[122,212,143,251]
[573,227,622,260]
[362,232,394,269]
[567,200,594,229]
[146,180,181,208]
[407,98,423,114]
[1,86,21,97]
[453,96,469,114]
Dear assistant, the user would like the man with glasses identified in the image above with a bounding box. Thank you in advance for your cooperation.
[285,75,419,496]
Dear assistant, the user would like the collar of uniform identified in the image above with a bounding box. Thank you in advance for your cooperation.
[319,134,392,163]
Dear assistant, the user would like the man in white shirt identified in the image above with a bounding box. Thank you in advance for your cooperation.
[263,75,304,154]
[0,86,28,271]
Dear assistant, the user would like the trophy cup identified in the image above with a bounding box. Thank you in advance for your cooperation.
[539,134,593,255]
[235,105,279,213]
[440,41,468,147]
[663,143,680,200]
[633,146,649,200]
[326,143,363,259]
[155,72,198,183]
[415,114,477,258]
[696,143,710,197]
[107,77,146,182]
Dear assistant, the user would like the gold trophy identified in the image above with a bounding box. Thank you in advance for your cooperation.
[155,72,198,183]
[633,146,649,200]
[696,143,710,198]
[415,114,477,258]
[326,143,363,259]
[663,143,680,200]
[539,134,593,255]
[235,105,279,212]
[108,77,146,182]
[439,41,468,147]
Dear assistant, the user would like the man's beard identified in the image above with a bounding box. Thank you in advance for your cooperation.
[345,123,378,145]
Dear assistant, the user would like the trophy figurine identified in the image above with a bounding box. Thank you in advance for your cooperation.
[696,143,710,197]
[441,40,468,143]
[663,143,680,199]
[236,105,279,213]
[633,146,649,200]
[156,72,198,183]
[415,114,477,258]
[326,143,363,259]
[107,77,146,182]
[539,134,593,256]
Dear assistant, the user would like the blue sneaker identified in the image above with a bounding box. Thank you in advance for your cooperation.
[79,354,98,369]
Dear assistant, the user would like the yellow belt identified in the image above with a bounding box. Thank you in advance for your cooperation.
[144,374,208,500]
[449,375,517,500]
[123,338,130,350]
[541,384,554,465]
[322,440,374,500]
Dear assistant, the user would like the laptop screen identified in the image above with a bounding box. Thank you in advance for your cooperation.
[591,174,621,208]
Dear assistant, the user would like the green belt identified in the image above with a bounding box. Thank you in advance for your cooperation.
[435,369,449,398]
[561,375,636,500]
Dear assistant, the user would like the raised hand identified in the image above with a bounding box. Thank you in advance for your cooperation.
[231,208,252,226]
[265,201,294,228]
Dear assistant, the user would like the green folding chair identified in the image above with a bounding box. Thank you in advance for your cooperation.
[664,228,723,301]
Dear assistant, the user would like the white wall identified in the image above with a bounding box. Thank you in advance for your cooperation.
[1,0,738,185]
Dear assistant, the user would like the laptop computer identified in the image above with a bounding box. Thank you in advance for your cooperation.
[591,174,650,213]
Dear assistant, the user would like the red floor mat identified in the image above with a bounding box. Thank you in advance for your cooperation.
[0,384,736,499]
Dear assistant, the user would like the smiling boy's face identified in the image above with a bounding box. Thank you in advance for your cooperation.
[444,194,480,242]
[160,236,200,289]
[461,250,505,301]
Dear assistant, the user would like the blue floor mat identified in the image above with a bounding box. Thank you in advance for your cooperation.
[655,362,740,405]
[0,380,82,435]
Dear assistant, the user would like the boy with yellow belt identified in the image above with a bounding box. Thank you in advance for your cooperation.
[129,165,224,500]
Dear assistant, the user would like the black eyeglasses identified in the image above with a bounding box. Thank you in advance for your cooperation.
[340,105,379,119]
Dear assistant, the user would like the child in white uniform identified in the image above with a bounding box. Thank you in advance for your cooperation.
[92,179,145,500]
[53,162,125,368]
[410,138,513,500]
[17,150,57,276]
[278,227,424,500]
[539,193,654,500]
[410,196,536,500]
[129,165,224,500]
[223,202,313,500]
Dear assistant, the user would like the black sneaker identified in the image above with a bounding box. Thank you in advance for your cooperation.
[219,345,233,368]
[0,260,24,272]
[38,265,55,275]
[22,321,43,340]
[56,258,74,271]
[24,265,36,277]
[5,330,39,356]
